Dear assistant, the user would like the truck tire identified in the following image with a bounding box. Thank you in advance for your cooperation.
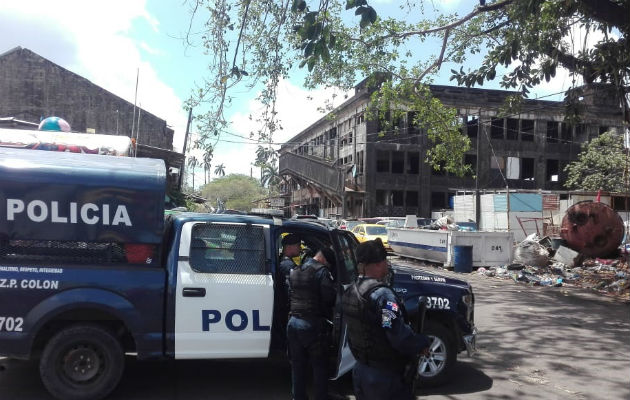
[416,320,456,387]
[39,324,125,400]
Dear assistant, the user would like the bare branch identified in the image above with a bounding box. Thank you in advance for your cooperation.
[378,0,513,41]
[416,28,450,83]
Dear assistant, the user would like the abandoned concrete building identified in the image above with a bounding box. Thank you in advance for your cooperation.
[278,79,626,218]
[0,46,184,188]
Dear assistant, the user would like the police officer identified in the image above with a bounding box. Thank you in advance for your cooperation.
[287,247,336,400]
[342,238,430,400]
[272,234,302,352]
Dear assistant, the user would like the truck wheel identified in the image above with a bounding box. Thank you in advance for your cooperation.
[416,321,456,387]
[39,324,125,400]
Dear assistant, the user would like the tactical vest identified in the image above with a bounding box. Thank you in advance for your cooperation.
[289,260,325,318]
[342,278,407,372]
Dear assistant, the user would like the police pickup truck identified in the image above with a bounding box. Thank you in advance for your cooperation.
[0,148,476,399]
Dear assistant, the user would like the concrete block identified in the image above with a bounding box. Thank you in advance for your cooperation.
[553,245,579,268]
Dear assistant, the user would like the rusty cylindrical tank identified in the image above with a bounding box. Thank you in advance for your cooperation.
[560,201,624,258]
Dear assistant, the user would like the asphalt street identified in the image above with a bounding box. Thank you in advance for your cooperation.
[1,258,628,399]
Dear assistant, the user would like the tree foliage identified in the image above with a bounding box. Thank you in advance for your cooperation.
[200,173,267,211]
[564,131,627,192]
[187,0,629,176]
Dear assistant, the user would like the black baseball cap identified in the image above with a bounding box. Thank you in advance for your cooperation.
[356,238,387,264]
[281,234,301,246]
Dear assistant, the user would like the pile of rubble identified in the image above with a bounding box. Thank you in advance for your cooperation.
[477,234,630,301]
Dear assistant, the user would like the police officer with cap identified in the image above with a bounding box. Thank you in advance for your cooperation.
[342,238,430,400]
[287,247,336,400]
[272,234,302,352]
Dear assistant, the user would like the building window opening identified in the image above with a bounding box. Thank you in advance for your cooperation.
[406,191,418,207]
[560,123,572,143]
[506,118,519,140]
[491,118,504,139]
[392,151,404,173]
[575,123,586,140]
[521,119,534,141]
[464,154,476,177]
[408,111,419,135]
[376,150,390,173]
[546,159,559,182]
[599,125,609,135]
[357,151,364,174]
[546,121,559,143]
[392,191,404,207]
[376,190,388,206]
[522,158,535,180]
[466,115,478,138]
[407,152,419,174]
[377,111,391,133]
[431,192,447,210]
[431,165,445,176]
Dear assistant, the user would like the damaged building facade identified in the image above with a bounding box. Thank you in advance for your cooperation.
[279,79,626,218]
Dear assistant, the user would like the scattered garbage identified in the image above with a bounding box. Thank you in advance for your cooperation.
[489,258,629,299]
[514,234,550,267]
[467,235,630,300]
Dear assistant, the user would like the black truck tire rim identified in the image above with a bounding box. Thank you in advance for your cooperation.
[60,343,104,384]
[417,335,447,377]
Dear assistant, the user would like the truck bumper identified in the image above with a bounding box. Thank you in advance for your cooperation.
[463,326,477,357]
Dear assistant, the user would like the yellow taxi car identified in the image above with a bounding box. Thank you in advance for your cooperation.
[350,223,391,250]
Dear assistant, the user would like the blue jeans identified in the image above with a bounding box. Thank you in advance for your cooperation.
[286,316,329,400]
[352,361,414,400]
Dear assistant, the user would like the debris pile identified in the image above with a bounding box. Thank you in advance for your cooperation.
[477,234,630,300]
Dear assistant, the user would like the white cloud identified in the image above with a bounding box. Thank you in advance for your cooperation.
[139,41,165,56]
[0,0,188,152]
[189,79,352,182]
[435,0,462,11]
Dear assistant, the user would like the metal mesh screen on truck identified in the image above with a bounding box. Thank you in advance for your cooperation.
[190,224,266,274]
[0,239,159,266]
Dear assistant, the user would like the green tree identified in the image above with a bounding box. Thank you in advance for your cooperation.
[187,0,629,175]
[187,155,200,192]
[201,174,267,211]
[564,131,627,192]
[214,163,226,177]
[203,150,213,185]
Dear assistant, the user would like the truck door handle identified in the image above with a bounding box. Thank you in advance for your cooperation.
[182,287,206,297]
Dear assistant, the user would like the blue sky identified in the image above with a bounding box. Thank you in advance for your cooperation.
[0,0,585,185]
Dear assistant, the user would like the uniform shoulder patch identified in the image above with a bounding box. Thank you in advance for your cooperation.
[385,300,399,312]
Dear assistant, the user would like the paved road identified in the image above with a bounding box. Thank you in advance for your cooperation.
[1,258,629,399]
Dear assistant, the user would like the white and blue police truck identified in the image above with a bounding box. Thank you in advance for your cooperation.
[0,147,476,399]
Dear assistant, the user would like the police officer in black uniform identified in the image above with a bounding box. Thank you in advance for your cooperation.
[342,238,430,400]
[272,234,302,352]
[287,247,336,400]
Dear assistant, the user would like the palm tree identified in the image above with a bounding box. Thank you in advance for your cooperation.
[261,164,290,190]
[187,155,199,191]
[214,163,226,177]
[203,151,213,185]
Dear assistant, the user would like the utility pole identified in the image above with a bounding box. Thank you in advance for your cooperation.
[180,108,193,190]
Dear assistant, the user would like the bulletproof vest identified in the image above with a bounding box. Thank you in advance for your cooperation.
[289,260,325,317]
[342,278,406,371]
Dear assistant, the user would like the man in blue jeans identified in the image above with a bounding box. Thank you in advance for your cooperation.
[287,247,336,400]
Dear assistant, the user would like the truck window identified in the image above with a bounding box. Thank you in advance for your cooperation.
[336,233,358,284]
[190,224,265,274]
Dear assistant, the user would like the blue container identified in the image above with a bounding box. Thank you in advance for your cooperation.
[453,245,473,273]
